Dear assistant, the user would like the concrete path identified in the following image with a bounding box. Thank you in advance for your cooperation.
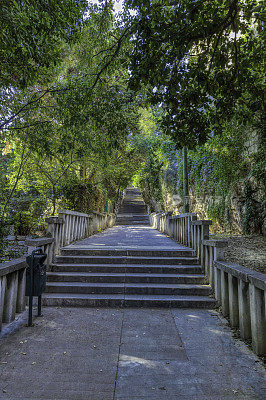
[68,225,188,249]
[0,307,265,400]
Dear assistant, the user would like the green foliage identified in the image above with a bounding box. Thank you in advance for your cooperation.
[11,211,35,236]
[0,0,88,87]
[0,3,142,237]
[1,0,264,241]
[132,109,265,233]
[60,176,106,213]
[187,118,247,196]
[130,107,177,208]
[0,218,8,257]
[126,0,265,147]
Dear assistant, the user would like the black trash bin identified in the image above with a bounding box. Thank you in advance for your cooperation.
[26,248,47,326]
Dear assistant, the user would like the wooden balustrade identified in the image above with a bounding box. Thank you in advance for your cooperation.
[45,209,116,259]
[0,258,27,331]
[150,210,266,355]
[201,239,228,287]
[214,261,266,355]
[190,220,212,266]
[0,238,56,332]
[0,208,116,333]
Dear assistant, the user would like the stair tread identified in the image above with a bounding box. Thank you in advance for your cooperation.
[46,282,210,288]
[62,246,192,250]
[43,292,215,301]
[47,272,204,278]
[51,263,200,268]
[57,255,197,260]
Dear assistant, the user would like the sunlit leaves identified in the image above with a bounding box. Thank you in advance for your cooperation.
[0,0,88,87]
[125,0,264,147]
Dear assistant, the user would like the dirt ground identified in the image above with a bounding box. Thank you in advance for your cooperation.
[212,234,266,274]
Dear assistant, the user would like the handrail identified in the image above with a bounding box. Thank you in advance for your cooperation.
[57,209,89,217]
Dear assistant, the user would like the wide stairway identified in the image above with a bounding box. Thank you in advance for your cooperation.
[43,188,215,308]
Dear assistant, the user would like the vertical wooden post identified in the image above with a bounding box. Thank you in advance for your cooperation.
[214,266,222,305]
[3,272,19,323]
[0,276,7,331]
[16,269,26,313]
[228,275,239,327]
[238,280,251,340]
[249,284,266,355]
[221,270,229,316]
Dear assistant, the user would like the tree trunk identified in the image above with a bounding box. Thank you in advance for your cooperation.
[183,146,189,213]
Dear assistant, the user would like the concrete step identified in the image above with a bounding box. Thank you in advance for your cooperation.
[47,272,206,284]
[115,216,149,220]
[60,248,195,257]
[115,222,150,226]
[42,293,216,308]
[45,282,212,296]
[116,214,148,218]
[119,209,145,212]
[50,264,202,274]
[55,255,199,265]
[117,211,147,214]
[116,216,149,220]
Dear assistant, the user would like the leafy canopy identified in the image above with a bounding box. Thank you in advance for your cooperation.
[125,0,265,147]
[0,0,88,88]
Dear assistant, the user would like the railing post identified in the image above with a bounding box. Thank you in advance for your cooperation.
[193,224,196,251]
[238,279,251,340]
[214,266,222,305]
[58,210,66,247]
[188,214,197,247]
[228,275,239,327]
[200,223,210,268]
[221,270,229,317]
[0,276,7,331]
[204,244,210,281]
[65,214,70,245]
[3,271,18,323]
[249,284,266,355]
[16,269,26,313]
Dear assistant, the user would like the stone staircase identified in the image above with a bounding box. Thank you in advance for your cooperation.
[43,188,215,308]
[115,187,150,226]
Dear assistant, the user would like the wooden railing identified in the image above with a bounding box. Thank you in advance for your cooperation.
[150,211,266,356]
[45,209,116,256]
[214,260,265,355]
[0,209,116,332]
[0,258,27,331]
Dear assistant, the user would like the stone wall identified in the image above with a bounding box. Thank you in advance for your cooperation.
[145,179,265,235]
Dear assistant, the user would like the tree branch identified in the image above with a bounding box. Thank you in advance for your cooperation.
[1,124,30,218]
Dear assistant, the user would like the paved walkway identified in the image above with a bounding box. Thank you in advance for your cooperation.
[70,225,188,249]
[0,307,265,400]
